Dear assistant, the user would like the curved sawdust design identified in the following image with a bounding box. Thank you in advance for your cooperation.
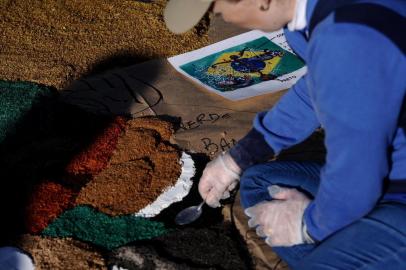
[0,81,188,269]
[64,117,127,181]
[25,181,77,234]
[42,206,168,250]
[75,118,181,216]
[24,116,127,234]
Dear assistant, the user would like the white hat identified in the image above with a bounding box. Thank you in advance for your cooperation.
[164,0,214,34]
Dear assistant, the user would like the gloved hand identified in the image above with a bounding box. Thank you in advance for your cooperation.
[198,152,241,208]
[245,185,314,247]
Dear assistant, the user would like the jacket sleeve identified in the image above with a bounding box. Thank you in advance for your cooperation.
[303,24,404,241]
[230,75,321,170]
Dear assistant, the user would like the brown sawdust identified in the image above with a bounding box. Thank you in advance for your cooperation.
[0,0,209,89]
[14,235,106,270]
[75,117,181,216]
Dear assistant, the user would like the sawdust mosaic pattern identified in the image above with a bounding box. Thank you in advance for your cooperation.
[76,118,182,215]
[0,81,183,268]
[0,0,209,89]
[42,206,168,250]
[65,117,127,181]
[25,181,77,234]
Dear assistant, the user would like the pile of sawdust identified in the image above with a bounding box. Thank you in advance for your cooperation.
[0,0,209,89]
[25,181,76,234]
[14,235,106,270]
[0,80,181,239]
[75,118,181,215]
[107,224,252,270]
[42,206,168,250]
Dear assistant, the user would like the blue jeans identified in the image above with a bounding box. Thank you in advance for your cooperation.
[240,161,406,270]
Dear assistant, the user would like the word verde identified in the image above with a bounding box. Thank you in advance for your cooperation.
[180,113,231,131]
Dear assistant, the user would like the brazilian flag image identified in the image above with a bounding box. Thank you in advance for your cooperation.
[180,37,305,92]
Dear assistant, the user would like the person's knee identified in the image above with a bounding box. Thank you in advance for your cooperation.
[240,165,271,196]
[239,165,273,209]
[239,162,295,195]
[239,161,320,209]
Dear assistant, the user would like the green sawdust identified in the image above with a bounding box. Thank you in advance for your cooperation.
[42,206,168,250]
[0,80,53,142]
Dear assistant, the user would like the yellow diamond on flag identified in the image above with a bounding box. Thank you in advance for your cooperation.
[207,50,283,78]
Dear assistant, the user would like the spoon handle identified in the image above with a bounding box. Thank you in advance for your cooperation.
[197,201,205,211]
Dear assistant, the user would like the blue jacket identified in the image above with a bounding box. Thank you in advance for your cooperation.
[230,0,406,241]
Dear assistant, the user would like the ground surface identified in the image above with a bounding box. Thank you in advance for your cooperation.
[0,1,256,269]
[0,0,209,89]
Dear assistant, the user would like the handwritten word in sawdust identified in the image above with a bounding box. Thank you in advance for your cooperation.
[201,136,237,155]
[180,113,231,130]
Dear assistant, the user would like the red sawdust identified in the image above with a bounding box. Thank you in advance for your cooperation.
[24,117,182,231]
[25,181,76,234]
[24,117,126,234]
[65,116,126,181]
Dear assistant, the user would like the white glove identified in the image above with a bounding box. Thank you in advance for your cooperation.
[198,152,241,208]
[245,185,314,247]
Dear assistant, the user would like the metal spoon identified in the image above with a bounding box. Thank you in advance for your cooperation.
[175,201,205,225]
